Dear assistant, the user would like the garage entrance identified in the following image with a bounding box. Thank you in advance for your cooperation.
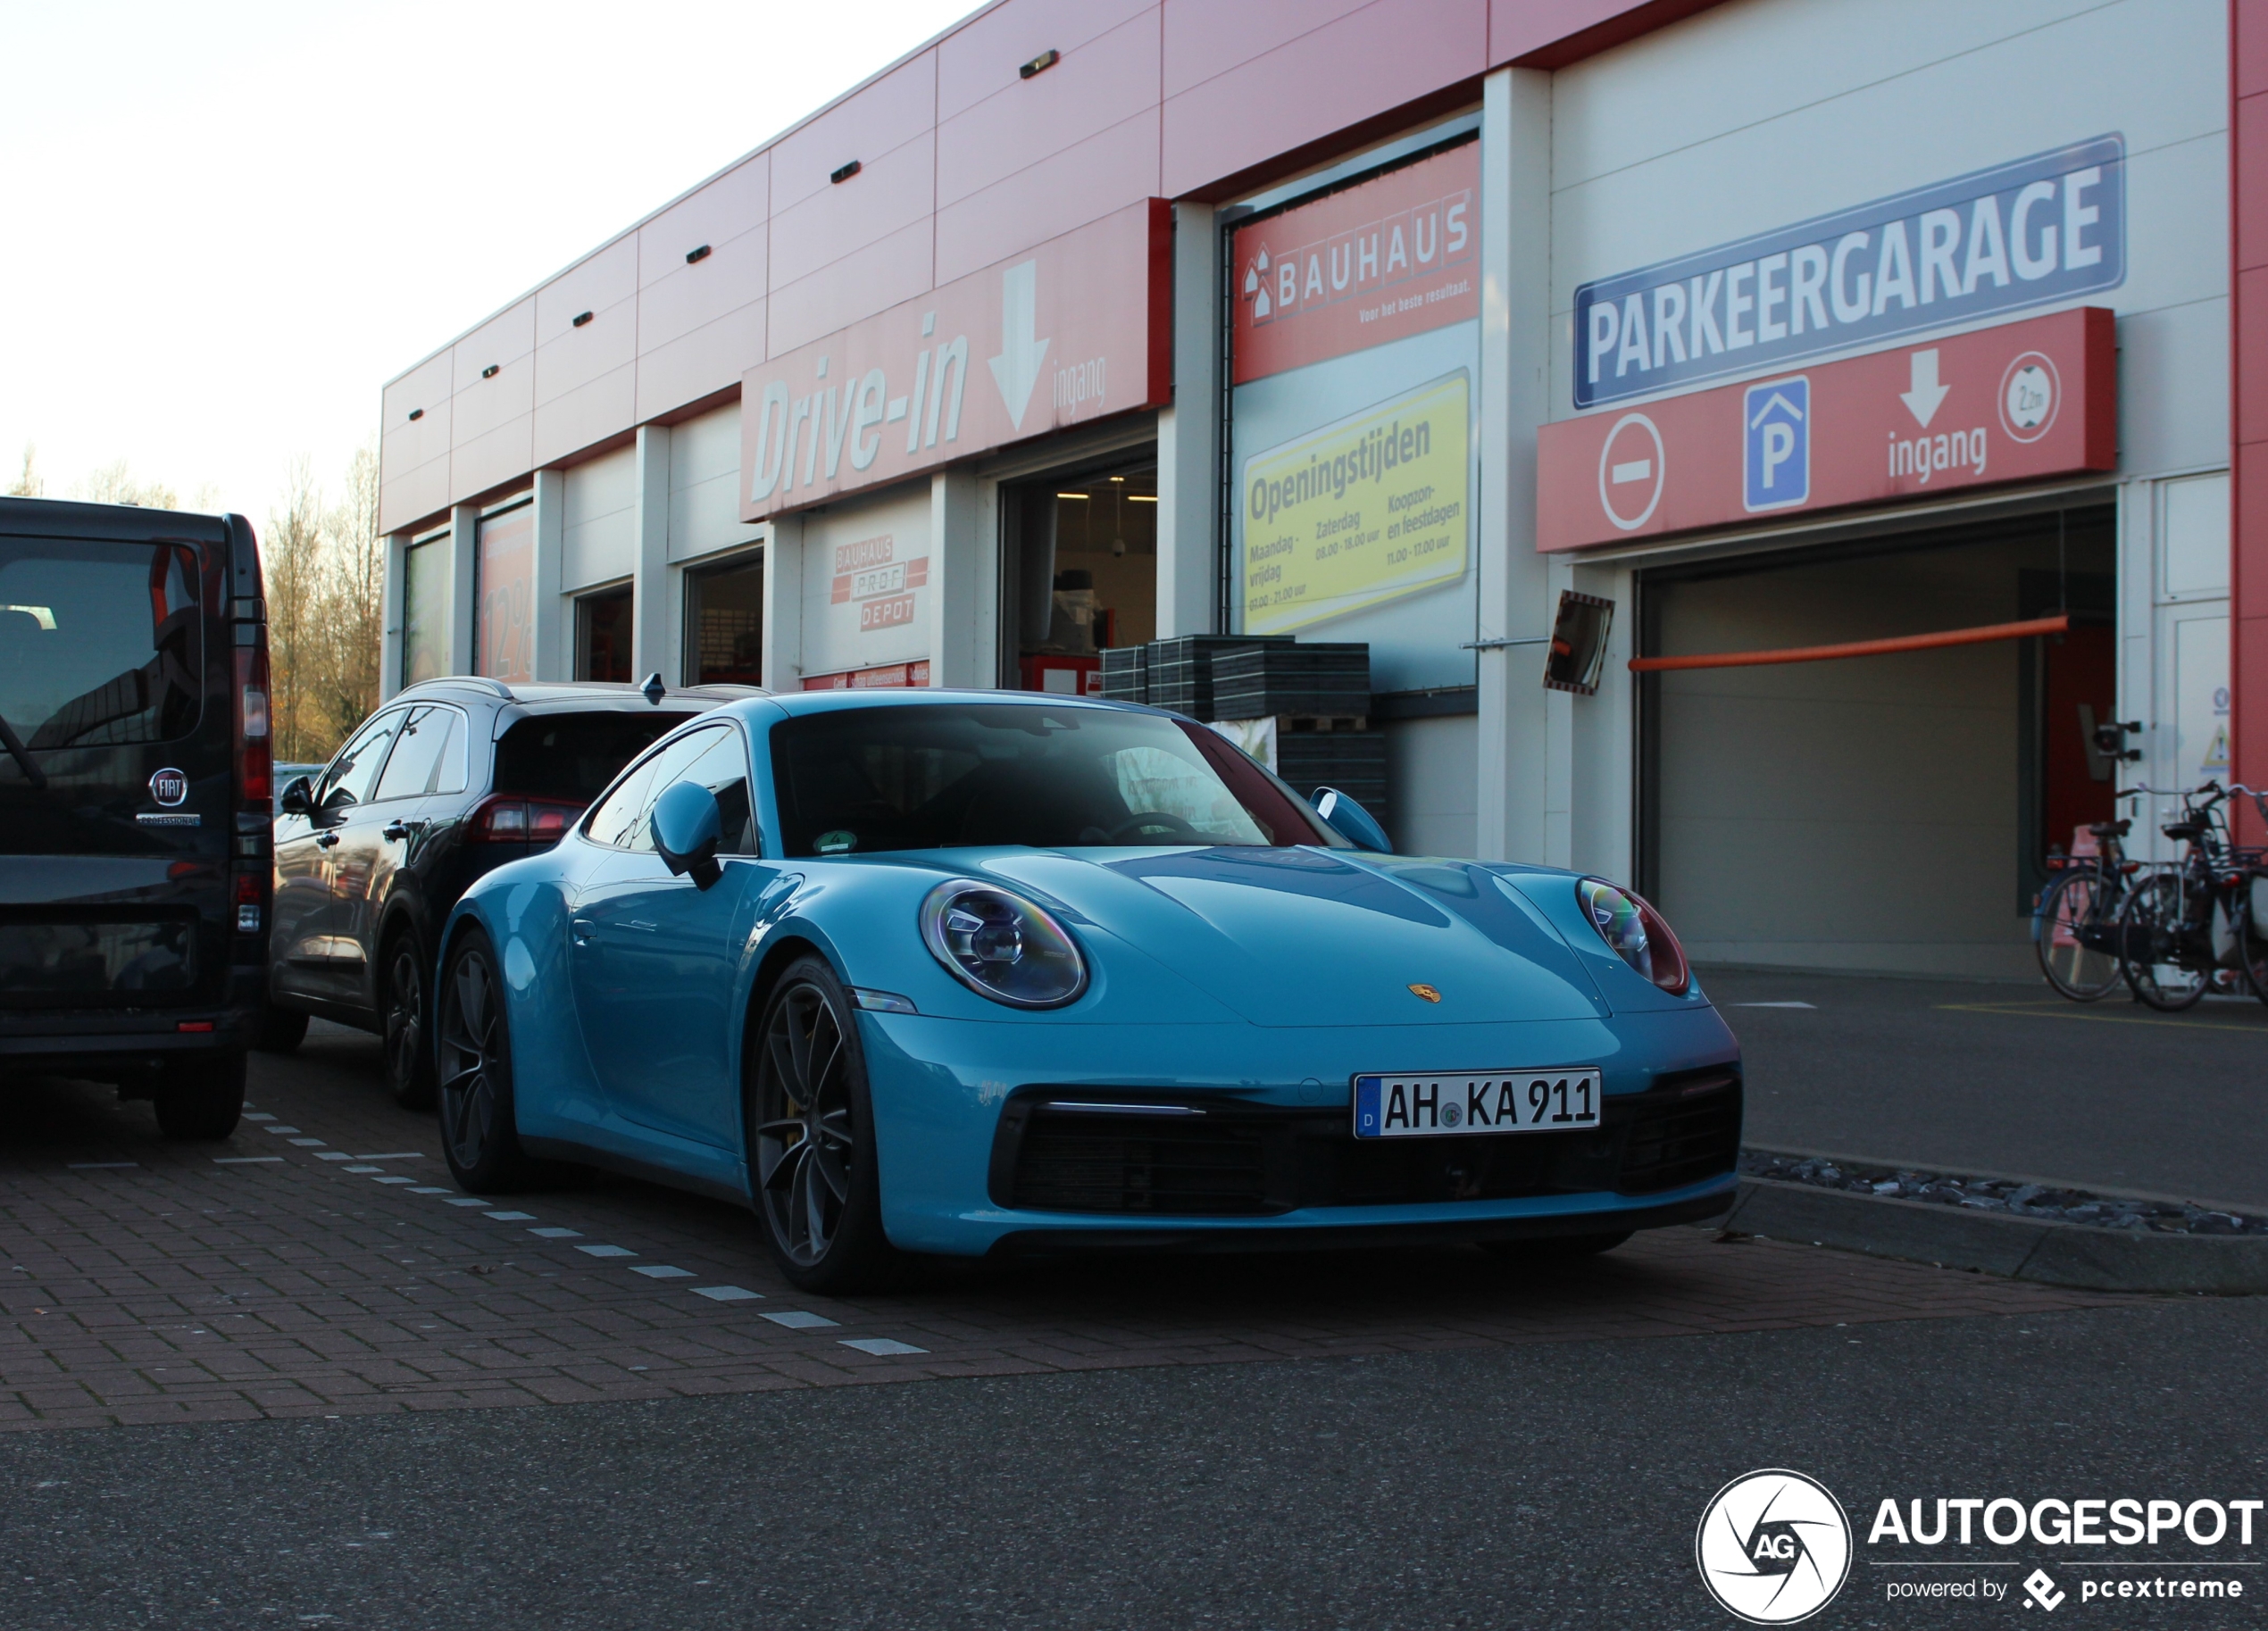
[1636,504,2116,979]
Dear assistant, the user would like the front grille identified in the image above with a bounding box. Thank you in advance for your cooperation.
[994,1069,1742,1216]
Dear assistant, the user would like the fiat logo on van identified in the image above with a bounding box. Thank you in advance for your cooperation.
[148,768,188,808]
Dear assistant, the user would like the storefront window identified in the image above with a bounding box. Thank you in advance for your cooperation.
[576,586,632,682]
[401,534,449,686]
[1001,459,1155,694]
[684,553,763,686]
[475,500,534,685]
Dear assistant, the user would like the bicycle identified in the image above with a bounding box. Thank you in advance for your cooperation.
[2113,781,2268,1011]
[2032,796,2145,1001]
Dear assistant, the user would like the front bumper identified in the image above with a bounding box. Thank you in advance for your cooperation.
[857,1004,1741,1257]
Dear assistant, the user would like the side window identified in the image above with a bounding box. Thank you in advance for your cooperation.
[617,725,731,853]
[372,706,463,803]
[671,726,756,856]
[429,708,470,795]
[322,710,406,811]
[586,753,663,850]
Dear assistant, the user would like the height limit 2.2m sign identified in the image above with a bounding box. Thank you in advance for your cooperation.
[1538,306,2114,553]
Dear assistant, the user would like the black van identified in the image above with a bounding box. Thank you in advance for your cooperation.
[0,497,271,1137]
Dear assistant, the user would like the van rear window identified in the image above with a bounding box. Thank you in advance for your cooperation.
[0,540,201,749]
[494,711,698,803]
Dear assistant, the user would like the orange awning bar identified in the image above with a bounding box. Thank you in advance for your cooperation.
[1628,614,2072,673]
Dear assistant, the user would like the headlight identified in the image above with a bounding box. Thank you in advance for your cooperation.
[918,879,1088,1009]
[1575,878,1690,996]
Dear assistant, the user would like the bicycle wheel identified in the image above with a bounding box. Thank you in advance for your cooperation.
[2117,873,2209,1011]
[2035,869,2123,1001]
[2240,874,2268,1008]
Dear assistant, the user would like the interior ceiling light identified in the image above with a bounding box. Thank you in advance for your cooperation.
[571,311,594,328]
[481,364,499,379]
[686,244,712,264]
[1055,492,1089,500]
[830,159,862,184]
[1020,47,1059,79]
[1128,494,1158,503]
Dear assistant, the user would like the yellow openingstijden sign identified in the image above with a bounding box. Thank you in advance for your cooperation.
[1241,372,1469,636]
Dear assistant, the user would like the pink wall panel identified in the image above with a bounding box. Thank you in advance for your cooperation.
[1487,0,1714,66]
[935,109,1160,283]
[449,297,534,391]
[2234,0,2268,837]
[536,237,638,344]
[938,9,1160,207]
[638,222,769,353]
[531,364,637,471]
[379,456,451,537]
[534,297,638,407]
[770,132,936,292]
[638,154,768,288]
[637,301,769,424]
[937,0,1155,121]
[450,355,534,446]
[382,352,452,445]
[1161,0,1370,98]
[1161,0,1488,198]
[770,54,938,214]
[450,415,536,503]
[766,218,937,354]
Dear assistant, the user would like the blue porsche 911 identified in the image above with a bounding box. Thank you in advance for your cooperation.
[432,689,1741,1292]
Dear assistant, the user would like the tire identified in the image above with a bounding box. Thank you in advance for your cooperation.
[2240,879,2268,1009]
[2117,873,2209,1011]
[435,929,543,1194]
[154,1052,246,1139]
[251,1003,310,1053]
[380,931,437,1110]
[1480,1229,1634,1262]
[2035,869,2123,1002]
[746,955,905,1294]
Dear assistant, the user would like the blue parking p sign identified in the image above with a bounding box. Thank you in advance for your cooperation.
[1743,376,1809,512]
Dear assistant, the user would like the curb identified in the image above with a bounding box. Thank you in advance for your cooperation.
[1724,1177,2268,1295]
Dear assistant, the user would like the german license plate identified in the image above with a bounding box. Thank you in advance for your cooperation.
[1351,1069,1603,1139]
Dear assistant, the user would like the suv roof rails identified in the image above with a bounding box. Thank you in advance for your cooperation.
[398,676,515,701]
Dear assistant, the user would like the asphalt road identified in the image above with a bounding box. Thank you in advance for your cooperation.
[1708,969,2268,1211]
[0,1294,2260,1630]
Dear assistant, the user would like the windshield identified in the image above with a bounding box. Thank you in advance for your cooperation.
[0,540,201,749]
[770,703,1334,858]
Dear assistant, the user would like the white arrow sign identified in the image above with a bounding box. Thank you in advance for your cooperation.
[1899,349,1949,429]
[988,259,1051,431]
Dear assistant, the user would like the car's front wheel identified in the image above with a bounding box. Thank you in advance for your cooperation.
[436,930,541,1194]
[382,932,437,1110]
[748,956,904,1294]
[154,1052,246,1140]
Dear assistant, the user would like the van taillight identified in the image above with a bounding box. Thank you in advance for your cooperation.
[468,795,583,845]
[235,870,262,934]
[236,643,271,807]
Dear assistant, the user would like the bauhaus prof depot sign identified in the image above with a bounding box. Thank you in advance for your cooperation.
[1535,305,2114,553]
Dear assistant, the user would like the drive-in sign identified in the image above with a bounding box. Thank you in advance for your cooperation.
[1538,306,2114,552]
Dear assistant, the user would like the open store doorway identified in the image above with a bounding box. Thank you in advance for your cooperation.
[997,454,1156,694]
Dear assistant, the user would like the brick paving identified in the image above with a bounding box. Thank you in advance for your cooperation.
[0,1022,2135,1430]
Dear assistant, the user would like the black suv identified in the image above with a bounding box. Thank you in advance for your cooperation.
[0,497,274,1137]
[263,678,750,1104]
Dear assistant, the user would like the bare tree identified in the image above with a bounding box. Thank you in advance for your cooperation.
[313,438,385,744]
[263,458,327,761]
[6,445,39,498]
[75,459,179,511]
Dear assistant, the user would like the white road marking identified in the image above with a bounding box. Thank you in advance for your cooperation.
[65,1162,137,1170]
[288,1138,327,1147]
[440,1197,492,1207]
[352,1153,426,1161]
[630,1266,694,1279]
[371,1177,418,1186]
[840,1337,927,1357]
[213,1156,284,1165]
[242,1112,274,1121]
[691,1286,763,1302]
[1730,1001,1818,1009]
[262,1126,302,1135]
[576,1244,636,1258]
[484,1211,536,1222]
[343,1166,383,1173]
[314,1153,354,1162]
[529,1227,581,1239]
[407,1187,451,1195]
[761,1311,838,1330]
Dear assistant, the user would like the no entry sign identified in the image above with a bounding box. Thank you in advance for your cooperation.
[1537,306,2114,552]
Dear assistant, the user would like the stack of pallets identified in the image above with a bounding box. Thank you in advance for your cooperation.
[1211,642,1385,819]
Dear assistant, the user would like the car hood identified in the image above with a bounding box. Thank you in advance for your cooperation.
[973,847,1610,1028]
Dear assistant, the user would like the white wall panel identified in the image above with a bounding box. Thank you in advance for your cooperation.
[562,445,638,592]
[668,405,756,562]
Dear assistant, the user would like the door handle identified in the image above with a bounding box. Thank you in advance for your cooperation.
[315,831,341,850]
[571,918,595,947]
[382,820,426,842]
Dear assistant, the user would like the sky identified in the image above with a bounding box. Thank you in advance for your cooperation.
[0,0,979,520]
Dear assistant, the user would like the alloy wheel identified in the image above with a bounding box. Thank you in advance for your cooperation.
[438,946,504,1167]
[385,944,425,1090]
[755,983,856,1268]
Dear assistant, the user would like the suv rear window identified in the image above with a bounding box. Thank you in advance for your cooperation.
[0,540,201,749]
[494,711,698,803]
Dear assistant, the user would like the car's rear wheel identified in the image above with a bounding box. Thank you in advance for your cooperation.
[1480,1229,1633,1262]
[154,1052,246,1140]
[436,930,541,1194]
[251,1003,309,1053]
[381,932,437,1110]
[748,956,904,1294]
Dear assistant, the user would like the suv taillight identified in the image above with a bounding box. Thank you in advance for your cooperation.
[468,795,584,846]
[236,641,271,809]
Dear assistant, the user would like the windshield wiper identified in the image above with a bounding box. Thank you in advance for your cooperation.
[0,710,47,789]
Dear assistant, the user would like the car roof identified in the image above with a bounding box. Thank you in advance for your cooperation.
[762,687,1155,720]
[0,495,232,545]
[390,678,768,711]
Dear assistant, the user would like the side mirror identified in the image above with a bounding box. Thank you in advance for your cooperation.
[652,779,723,889]
[279,776,313,817]
[1313,786,1391,853]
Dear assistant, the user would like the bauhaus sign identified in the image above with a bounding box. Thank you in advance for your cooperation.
[1572,136,2124,410]
[740,201,1169,520]
[1538,306,2114,552]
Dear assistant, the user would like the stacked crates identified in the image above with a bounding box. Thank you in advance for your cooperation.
[1209,642,1370,720]
[1142,635,1293,720]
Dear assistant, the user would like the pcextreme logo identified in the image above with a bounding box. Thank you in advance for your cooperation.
[1697,1469,1854,1624]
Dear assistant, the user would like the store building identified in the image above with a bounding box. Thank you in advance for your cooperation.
[378,0,2265,978]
